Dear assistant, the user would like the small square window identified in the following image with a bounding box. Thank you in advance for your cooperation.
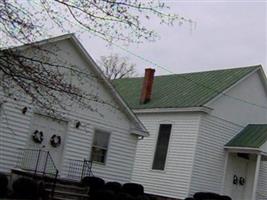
[91,130,110,164]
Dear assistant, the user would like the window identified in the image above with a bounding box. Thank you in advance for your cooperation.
[152,124,172,170]
[91,130,110,164]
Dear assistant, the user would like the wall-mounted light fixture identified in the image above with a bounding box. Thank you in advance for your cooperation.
[75,121,81,129]
[22,107,27,114]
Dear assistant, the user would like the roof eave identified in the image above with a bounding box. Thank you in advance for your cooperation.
[224,146,262,154]
[130,128,149,137]
[133,106,213,114]
[2,33,74,52]
[224,146,267,157]
[68,35,148,136]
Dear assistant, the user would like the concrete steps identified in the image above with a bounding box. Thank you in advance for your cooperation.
[46,181,89,200]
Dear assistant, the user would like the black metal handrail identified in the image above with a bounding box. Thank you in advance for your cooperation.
[81,159,93,179]
[16,148,58,199]
[66,159,93,181]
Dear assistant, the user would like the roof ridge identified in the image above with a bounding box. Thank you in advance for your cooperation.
[113,65,261,81]
[2,33,75,51]
[154,64,261,78]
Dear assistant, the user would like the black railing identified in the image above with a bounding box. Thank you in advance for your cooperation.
[16,148,58,199]
[82,159,93,179]
[66,159,93,181]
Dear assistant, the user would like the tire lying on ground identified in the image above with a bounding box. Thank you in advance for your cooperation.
[81,176,105,195]
[219,195,232,200]
[193,192,221,200]
[116,192,135,200]
[122,183,144,197]
[91,189,115,200]
[136,194,151,200]
[104,181,122,194]
[12,177,38,199]
[0,173,8,198]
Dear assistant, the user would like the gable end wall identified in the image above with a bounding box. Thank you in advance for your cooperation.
[190,70,267,198]
[0,38,140,183]
[132,112,201,199]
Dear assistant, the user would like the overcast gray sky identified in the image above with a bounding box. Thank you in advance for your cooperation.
[78,1,266,76]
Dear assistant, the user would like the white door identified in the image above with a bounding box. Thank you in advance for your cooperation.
[25,114,67,173]
[226,154,249,200]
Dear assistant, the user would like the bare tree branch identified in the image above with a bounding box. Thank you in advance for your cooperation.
[0,0,190,113]
[99,54,137,80]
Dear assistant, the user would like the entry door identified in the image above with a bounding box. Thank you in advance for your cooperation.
[230,156,248,200]
[26,114,67,173]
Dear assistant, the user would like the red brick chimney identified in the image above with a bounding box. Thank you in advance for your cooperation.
[140,68,155,104]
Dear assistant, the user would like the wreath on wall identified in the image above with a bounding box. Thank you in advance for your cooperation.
[50,134,61,148]
[32,130,43,144]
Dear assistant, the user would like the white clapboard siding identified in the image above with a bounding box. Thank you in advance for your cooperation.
[61,111,138,183]
[131,113,201,199]
[0,97,138,183]
[0,97,31,173]
[206,71,267,126]
[256,161,267,200]
[189,114,243,196]
[0,37,141,184]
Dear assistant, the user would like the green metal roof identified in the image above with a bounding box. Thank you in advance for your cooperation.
[226,124,267,148]
[112,65,260,109]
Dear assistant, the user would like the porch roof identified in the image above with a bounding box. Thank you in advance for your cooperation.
[225,124,267,148]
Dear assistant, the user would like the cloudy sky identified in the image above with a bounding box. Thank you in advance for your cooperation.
[79,1,266,76]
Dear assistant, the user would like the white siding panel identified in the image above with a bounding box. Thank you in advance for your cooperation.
[0,99,31,173]
[256,161,267,200]
[189,114,242,196]
[131,113,201,199]
[206,71,267,126]
[61,117,138,183]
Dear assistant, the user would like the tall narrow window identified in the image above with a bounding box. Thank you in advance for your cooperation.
[91,130,110,164]
[152,124,172,170]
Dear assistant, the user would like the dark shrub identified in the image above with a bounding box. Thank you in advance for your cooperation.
[81,176,105,195]
[0,173,8,198]
[194,192,221,200]
[38,181,49,200]
[136,194,151,200]
[147,195,157,200]
[122,183,144,197]
[116,192,135,200]
[13,177,38,199]
[91,189,115,200]
[105,182,122,194]
[0,173,8,188]
[219,195,232,200]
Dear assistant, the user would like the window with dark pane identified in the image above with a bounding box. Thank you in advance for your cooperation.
[91,130,110,164]
[152,124,172,170]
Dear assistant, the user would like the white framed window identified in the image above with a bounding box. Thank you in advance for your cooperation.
[91,129,110,164]
[152,124,172,170]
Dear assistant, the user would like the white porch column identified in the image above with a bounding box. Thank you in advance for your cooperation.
[220,150,229,194]
[252,154,261,200]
